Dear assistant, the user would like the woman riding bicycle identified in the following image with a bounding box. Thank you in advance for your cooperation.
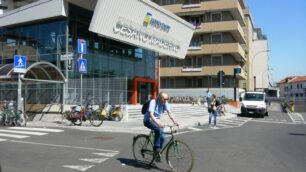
[143,92,178,161]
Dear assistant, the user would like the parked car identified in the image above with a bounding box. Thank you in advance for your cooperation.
[240,92,268,118]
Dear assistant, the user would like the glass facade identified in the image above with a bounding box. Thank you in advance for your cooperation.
[0,3,156,106]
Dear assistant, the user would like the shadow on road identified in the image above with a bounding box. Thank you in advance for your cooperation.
[288,133,306,136]
[117,158,172,172]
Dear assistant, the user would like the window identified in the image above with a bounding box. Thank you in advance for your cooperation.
[211,33,222,44]
[197,56,202,67]
[186,78,193,88]
[169,57,175,67]
[212,55,222,66]
[197,78,203,87]
[190,36,202,46]
[161,57,167,67]
[184,0,200,4]
[161,0,176,5]
[203,56,211,66]
[189,16,201,28]
[169,78,175,88]
[211,12,222,22]
[185,57,192,67]
[161,78,167,88]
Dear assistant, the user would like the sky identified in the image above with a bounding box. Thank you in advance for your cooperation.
[246,0,306,83]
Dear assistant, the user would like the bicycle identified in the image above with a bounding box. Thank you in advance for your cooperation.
[65,104,99,126]
[90,103,123,127]
[133,125,194,172]
[0,101,26,126]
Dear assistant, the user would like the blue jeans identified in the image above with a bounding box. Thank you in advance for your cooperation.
[144,120,164,151]
[209,110,217,126]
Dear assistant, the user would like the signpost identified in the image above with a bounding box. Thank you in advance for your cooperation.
[233,68,241,101]
[13,55,27,122]
[61,53,74,71]
[77,39,86,112]
[78,59,87,74]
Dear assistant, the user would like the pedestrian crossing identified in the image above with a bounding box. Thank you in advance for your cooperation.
[0,127,64,142]
[63,150,119,171]
[186,117,252,132]
[128,105,207,120]
[288,112,305,124]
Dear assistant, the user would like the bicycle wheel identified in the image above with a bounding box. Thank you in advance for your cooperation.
[133,135,154,165]
[166,140,194,172]
[90,111,104,127]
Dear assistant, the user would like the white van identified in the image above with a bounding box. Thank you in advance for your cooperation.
[239,92,268,118]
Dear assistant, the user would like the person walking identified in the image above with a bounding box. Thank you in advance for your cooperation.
[208,94,218,129]
[143,92,178,162]
[206,89,212,107]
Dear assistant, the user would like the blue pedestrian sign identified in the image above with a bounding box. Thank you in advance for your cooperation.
[78,39,87,54]
[13,55,27,73]
[78,59,87,74]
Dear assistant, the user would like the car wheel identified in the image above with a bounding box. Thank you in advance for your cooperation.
[265,111,269,116]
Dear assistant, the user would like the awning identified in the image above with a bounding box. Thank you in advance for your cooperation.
[0,62,66,83]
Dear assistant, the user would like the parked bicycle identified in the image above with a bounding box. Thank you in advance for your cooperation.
[133,125,194,172]
[65,104,99,126]
[0,101,26,126]
[89,103,123,127]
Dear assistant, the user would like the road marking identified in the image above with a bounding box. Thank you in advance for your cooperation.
[9,127,64,132]
[79,158,108,163]
[216,123,231,127]
[251,120,295,125]
[0,138,8,142]
[63,165,94,171]
[220,119,246,124]
[93,152,119,157]
[9,140,119,152]
[0,133,29,139]
[287,112,295,123]
[287,113,305,124]
[0,129,48,136]
[187,127,203,131]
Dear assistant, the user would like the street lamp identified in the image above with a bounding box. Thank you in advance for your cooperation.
[251,49,270,91]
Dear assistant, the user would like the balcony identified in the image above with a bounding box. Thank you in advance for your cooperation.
[187,43,246,62]
[160,65,247,79]
[194,21,245,44]
[162,0,245,26]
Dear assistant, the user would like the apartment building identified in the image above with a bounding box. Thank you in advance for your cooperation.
[152,0,264,99]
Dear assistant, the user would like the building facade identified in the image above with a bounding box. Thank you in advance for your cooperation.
[279,76,306,102]
[252,28,269,91]
[0,0,194,111]
[152,0,269,99]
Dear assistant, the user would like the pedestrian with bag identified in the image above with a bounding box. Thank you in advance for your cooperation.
[208,94,219,129]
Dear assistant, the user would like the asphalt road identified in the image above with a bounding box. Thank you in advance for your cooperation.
[0,103,305,172]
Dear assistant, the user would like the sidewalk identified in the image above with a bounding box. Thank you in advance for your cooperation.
[27,104,239,134]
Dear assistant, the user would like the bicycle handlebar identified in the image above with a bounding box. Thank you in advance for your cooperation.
[163,124,179,135]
